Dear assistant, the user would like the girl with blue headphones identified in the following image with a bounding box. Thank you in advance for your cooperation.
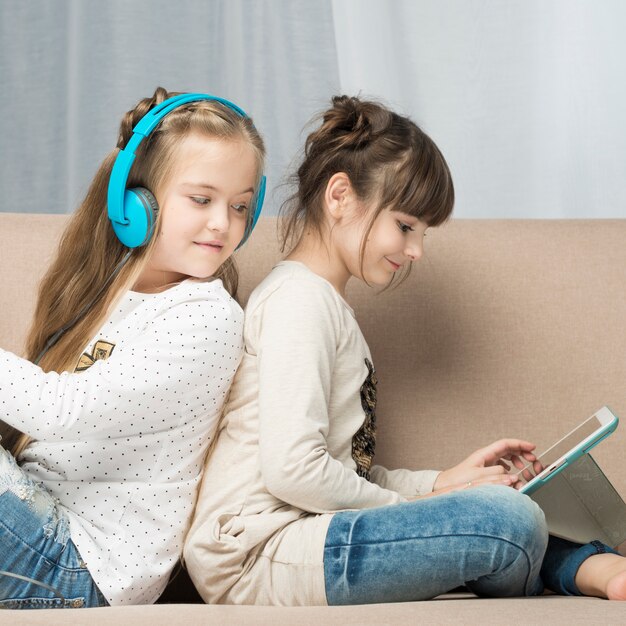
[0,87,265,608]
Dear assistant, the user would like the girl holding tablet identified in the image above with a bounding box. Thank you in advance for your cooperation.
[185,95,626,604]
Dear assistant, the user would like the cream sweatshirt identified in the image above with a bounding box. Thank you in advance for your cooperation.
[184,262,439,605]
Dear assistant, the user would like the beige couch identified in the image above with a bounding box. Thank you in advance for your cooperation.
[1,212,625,624]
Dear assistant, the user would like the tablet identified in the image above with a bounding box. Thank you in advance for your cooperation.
[518,406,619,495]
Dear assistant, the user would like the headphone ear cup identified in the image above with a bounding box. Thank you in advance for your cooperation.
[251,175,266,228]
[111,187,158,248]
[236,175,266,249]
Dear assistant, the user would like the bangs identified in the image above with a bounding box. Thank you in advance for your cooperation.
[376,136,455,227]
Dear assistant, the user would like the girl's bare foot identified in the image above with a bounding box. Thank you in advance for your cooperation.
[606,567,626,601]
[575,553,626,600]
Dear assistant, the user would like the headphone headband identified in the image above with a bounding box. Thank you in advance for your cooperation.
[133,93,248,138]
[107,92,265,248]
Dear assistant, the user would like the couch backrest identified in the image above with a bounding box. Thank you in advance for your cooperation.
[1,214,625,493]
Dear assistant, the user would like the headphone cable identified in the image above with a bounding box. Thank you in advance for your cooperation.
[0,570,66,601]
[34,250,133,366]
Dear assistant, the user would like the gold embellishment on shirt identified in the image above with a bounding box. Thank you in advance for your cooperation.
[352,357,378,481]
[75,340,116,372]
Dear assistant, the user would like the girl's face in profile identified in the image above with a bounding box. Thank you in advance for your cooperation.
[135,133,258,292]
[339,204,428,287]
[361,208,428,285]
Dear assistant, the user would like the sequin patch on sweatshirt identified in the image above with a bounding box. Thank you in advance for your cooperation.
[75,340,116,372]
[352,358,378,480]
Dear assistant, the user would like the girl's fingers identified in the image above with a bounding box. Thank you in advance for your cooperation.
[497,460,511,471]
[491,439,537,455]
[479,439,537,466]
[509,455,526,471]
[479,465,507,477]
[513,459,542,483]
[521,450,538,462]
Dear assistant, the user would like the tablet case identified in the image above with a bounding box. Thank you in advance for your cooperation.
[530,453,626,549]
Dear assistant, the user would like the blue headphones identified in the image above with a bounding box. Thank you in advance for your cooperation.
[107,93,266,249]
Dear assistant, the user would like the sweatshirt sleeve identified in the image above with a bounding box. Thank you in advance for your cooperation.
[0,288,243,441]
[255,278,404,513]
[370,465,440,497]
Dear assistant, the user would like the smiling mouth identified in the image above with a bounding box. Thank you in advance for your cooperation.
[385,257,401,271]
[194,242,224,252]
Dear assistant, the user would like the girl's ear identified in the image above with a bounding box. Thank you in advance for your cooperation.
[324,172,352,222]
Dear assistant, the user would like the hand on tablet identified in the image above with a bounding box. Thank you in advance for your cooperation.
[433,438,543,492]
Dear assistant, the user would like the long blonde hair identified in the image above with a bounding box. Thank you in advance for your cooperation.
[2,87,265,456]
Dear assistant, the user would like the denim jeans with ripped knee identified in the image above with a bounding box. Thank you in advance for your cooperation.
[0,447,108,609]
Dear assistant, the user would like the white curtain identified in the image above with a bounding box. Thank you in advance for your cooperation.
[1,0,624,218]
[332,0,626,218]
[0,0,340,216]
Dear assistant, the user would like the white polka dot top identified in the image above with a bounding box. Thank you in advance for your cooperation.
[0,278,244,605]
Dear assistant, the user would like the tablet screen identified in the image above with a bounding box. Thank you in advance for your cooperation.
[531,415,602,474]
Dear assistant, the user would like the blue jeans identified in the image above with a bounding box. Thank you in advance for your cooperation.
[0,447,107,609]
[324,485,617,604]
